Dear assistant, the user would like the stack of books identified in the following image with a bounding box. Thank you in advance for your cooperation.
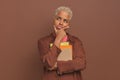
[50,42,72,61]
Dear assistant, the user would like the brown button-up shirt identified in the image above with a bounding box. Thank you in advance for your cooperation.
[38,32,86,80]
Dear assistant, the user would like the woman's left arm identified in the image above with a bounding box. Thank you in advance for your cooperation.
[56,38,86,75]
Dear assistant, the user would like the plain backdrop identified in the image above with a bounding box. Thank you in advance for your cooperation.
[0,0,120,80]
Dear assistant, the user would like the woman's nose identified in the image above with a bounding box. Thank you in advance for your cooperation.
[59,20,63,25]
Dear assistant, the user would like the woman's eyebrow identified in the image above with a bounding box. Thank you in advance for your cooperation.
[64,19,69,21]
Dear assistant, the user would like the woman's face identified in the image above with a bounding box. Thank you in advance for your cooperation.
[54,11,70,30]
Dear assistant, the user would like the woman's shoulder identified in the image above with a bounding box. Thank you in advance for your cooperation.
[68,33,83,43]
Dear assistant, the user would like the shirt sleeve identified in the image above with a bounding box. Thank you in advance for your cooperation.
[57,38,86,75]
[38,39,61,69]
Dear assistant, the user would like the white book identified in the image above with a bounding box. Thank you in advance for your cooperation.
[50,42,73,61]
[57,45,72,61]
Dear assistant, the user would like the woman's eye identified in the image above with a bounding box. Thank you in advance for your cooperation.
[56,17,61,20]
[64,20,68,23]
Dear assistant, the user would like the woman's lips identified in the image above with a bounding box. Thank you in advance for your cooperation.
[56,25,63,30]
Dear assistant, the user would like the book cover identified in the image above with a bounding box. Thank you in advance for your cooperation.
[50,42,72,61]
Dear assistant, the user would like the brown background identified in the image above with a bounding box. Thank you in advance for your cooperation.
[0,0,120,80]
